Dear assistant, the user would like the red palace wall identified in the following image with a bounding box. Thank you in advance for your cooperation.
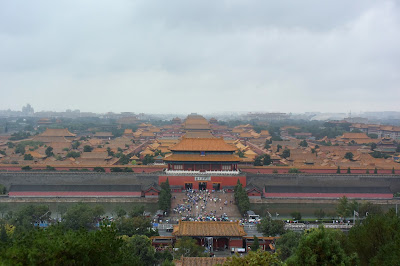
[229,239,243,248]
[9,192,142,197]
[263,192,393,199]
[159,176,246,190]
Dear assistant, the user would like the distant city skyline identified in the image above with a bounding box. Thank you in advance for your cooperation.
[1,1,399,113]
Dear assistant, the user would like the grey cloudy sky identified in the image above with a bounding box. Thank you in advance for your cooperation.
[1,0,399,114]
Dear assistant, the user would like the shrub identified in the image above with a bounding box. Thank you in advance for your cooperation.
[288,168,301,173]
[46,165,56,171]
[93,167,106,172]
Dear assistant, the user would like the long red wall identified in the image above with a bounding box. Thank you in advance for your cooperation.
[159,176,246,190]
[9,192,142,197]
[242,168,397,174]
[263,192,393,199]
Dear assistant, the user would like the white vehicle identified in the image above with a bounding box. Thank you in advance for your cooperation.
[246,210,260,223]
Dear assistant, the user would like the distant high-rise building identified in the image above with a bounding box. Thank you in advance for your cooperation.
[22,104,34,116]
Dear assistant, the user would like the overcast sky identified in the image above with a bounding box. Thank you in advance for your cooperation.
[1,0,399,114]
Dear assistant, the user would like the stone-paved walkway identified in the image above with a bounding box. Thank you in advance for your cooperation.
[170,190,241,221]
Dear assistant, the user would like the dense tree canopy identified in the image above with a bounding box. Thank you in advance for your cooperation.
[159,178,171,212]
[224,249,283,266]
[115,216,157,237]
[0,225,156,266]
[234,180,250,214]
[62,203,104,231]
[286,226,357,266]
[257,216,285,237]
[275,231,302,261]
[174,237,206,257]
[348,210,400,265]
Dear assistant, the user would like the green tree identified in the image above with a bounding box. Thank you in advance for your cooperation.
[336,166,341,174]
[236,149,245,158]
[336,196,351,219]
[0,223,8,244]
[299,140,308,147]
[174,237,205,257]
[344,152,354,160]
[374,167,378,174]
[118,154,130,165]
[7,142,15,148]
[288,168,301,173]
[111,167,123,172]
[253,156,263,166]
[62,203,103,230]
[115,206,127,218]
[276,144,282,152]
[314,209,326,220]
[129,205,145,217]
[234,180,250,214]
[263,154,272,166]
[282,149,290,159]
[347,167,351,174]
[0,203,9,218]
[13,204,51,231]
[264,143,271,150]
[66,151,80,158]
[358,201,382,217]
[71,141,81,149]
[0,225,126,265]
[290,211,301,221]
[106,147,114,157]
[250,235,260,251]
[21,165,32,171]
[83,145,93,152]
[46,165,56,171]
[142,154,154,165]
[159,179,171,212]
[15,144,25,155]
[120,235,156,265]
[115,216,156,237]
[370,142,377,150]
[286,226,357,266]
[23,154,33,160]
[348,210,400,265]
[45,146,54,157]
[93,167,105,172]
[224,249,283,266]
[276,231,302,261]
[257,216,286,236]
[57,205,68,218]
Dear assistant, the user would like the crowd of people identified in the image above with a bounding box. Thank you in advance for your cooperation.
[171,189,232,221]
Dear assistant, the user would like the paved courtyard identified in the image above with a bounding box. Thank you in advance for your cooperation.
[170,190,242,222]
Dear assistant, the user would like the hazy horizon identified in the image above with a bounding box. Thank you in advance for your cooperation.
[1,1,399,114]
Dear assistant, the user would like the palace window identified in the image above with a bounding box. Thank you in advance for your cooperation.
[222,165,231,171]
[200,151,205,156]
[174,164,183,170]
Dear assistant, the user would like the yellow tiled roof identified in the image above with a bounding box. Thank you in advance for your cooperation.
[171,138,236,152]
[173,221,246,237]
[164,154,241,162]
